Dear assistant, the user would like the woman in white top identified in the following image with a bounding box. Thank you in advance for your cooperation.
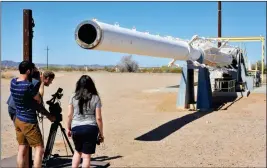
[66,75,104,168]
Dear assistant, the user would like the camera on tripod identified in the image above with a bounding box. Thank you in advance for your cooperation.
[46,88,63,122]
[43,87,74,166]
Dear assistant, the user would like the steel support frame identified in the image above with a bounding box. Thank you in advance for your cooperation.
[176,61,195,109]
[177,55,213,111]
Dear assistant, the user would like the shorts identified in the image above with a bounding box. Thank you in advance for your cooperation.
[71,125,99,154]
[8,106,16,121]
[14,117,44,147]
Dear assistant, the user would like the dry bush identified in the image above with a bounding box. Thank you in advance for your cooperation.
[140,66,182,73]
[104,66,116,72]
[1,72,16,79]
[117,55,139,73]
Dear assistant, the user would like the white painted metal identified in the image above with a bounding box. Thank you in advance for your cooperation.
[248,60,252,70]
[191,39,236,67]
[75,19,235,67]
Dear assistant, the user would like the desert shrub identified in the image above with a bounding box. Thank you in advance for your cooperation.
[46,66,73,72]
[87,68,96,72]
[77,67,96,72]
[104,66,116,72]
[139,66,182,73]
[117,55,139,72]
[161,66,182,73]
[1,72,16,79]
[44,66,61,72]
[62,67,74,72]
[77,67,85,71]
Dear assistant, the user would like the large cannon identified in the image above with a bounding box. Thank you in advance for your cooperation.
[75,19,237,68]
[74,19,251,111]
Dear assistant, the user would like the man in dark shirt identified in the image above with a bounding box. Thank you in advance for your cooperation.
[10,61,55,168]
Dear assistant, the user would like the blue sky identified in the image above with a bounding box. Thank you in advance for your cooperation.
[1,2,266,67]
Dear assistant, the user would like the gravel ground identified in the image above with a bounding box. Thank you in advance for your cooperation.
[1,71,266,167]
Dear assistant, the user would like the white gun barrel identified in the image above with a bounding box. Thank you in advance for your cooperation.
[75,20,234,67]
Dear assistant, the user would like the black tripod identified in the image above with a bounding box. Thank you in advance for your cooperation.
[42,120,74,167]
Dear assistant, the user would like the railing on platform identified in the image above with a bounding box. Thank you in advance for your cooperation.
[214,78,236,92]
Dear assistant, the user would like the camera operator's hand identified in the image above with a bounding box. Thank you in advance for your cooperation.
[99,133,104,143]
[47,114,56,122]
[67,129,72,137]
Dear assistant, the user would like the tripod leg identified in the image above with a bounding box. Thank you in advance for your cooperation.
[59,123,74,155]
[29,147,33,167]
[43,122,59,165]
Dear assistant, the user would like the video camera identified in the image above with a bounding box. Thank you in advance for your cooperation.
[46,88,63,122]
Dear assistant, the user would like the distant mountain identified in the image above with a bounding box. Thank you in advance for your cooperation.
[1,60,19,67]
[1,60,115,69]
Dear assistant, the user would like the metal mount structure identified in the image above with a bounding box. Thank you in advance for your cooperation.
[206,36,265,80]
[74,19,263,111]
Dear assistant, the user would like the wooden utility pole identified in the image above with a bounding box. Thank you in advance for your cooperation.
[23,9,34,167]
[218,1,222,48]
[45,46,49,69]
[23,9,34,62]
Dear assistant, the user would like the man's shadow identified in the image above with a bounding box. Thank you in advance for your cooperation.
[135,93,242,141]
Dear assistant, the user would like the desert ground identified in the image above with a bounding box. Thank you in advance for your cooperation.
[1,70,266,167]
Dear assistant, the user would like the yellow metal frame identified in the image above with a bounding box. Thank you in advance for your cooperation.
[206,36,265,80]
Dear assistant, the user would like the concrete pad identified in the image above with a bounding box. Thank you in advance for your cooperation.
[251,84,266,94]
